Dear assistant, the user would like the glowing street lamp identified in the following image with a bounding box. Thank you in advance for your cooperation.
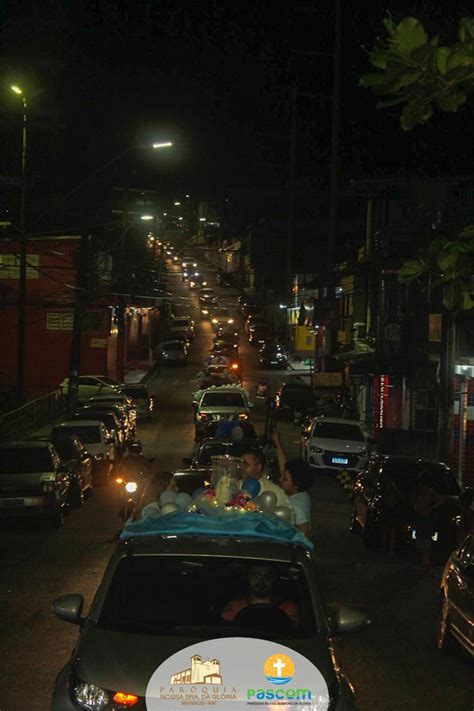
[174,201,181,206]
[152,141,173,149]
[199,217,206,222]
[141,214,154,221]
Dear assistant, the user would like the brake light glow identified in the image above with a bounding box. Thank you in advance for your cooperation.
[113,692,139,707]
[231,363,239,370]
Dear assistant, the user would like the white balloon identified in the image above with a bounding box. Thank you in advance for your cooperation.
[175,492,192,510]
[160,490,177,507]
[259,490,277,514]
[273,505,292,523]
[160,502,180,516]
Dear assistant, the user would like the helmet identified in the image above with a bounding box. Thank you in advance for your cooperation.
[129,440,143,455]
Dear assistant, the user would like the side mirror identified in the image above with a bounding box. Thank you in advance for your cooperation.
[53,594,84,625]
[182,457,192,465]
[328,604,371,635]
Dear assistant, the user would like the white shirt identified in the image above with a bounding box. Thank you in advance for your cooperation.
[290,491,311,529]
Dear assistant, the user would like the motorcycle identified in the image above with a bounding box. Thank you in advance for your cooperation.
[114,457,154,519]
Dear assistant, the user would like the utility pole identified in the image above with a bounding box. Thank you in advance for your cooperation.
[287,85,298,307]
[327,0,342,274]
[67,234,92,414]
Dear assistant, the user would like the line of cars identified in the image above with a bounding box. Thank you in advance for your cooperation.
[50,263,374,709]
[0,376,153,528]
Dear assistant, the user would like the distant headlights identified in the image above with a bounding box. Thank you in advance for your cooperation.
[125,481,138,493]
[73,681,109,709]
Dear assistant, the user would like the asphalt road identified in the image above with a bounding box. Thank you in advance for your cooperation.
[0,260,472,711]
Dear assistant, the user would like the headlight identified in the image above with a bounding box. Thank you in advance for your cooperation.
[115,477,124,485]
[309,445,324,453]
[228,318,234,324]
[202,281,207,286]
[183,271,188,276]
[212,318,218,323]
[202,309,209,315]
[238,413,249,420]
[94,453,104,460]
[190,281,195,287]
[125,481,138,493]
[73,681,109,710]
[193,262,197,267]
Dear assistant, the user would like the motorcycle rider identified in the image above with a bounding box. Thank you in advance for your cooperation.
[121,440,153,478]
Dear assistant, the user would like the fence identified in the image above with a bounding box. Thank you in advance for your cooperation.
[0,390,65,442]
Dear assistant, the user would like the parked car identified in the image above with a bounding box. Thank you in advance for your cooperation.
[275,381,318,421]
[119,384,154,421]
[154,340,188,366]
[45,434,93,506]
[301,417,369,474]
[51,523,370,709]
[245,313,266,335]
[188,274,207,289]
[59,375,122,402]
[200,297,218,318]
[65,409,124,452]
[169,316,195,340]
[88,393,137,433]
[193,385,253,439]
[51,421,117,467]
[0,441,71,527]
[79,402,132,445]
[438,534,474,656]
[351,455,461,555]
[248,323,272,346]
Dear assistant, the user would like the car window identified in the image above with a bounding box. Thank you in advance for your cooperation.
[79,377,99,386]
[53,426,102,444]
[98,557,316,639]
[99,376,119,386]
[312,422,364,441]
[201,393,246,407]
[121,386,148,399]
[0,448,54,473]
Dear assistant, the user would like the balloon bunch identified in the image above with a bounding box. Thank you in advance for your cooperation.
[158,490,193,516]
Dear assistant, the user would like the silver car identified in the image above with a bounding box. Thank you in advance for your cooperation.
[155,340,188,365]
[51,532,370,709]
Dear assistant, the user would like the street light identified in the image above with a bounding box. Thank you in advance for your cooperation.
[10,84,28,403]
[140,215,154,221]
[174,201,181,206]
[199,217,206,222]
[152,141,173,149]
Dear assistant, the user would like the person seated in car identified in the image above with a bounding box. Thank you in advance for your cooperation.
[272,430,312,537]
[240,449,295,522]
[221,564,299,626]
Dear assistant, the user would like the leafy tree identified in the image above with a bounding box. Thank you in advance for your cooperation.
[360,15,474,130]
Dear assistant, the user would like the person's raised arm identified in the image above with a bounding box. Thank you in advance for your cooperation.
[272,429,287,477]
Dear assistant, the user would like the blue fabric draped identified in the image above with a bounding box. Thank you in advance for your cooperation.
[120,511,313,550]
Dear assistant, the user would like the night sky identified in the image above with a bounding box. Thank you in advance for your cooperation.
[1,0,473,233]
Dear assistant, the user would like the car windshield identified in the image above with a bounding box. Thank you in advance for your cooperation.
[198,443,260,465]
[53,426,101,444]
[173,320,190,327]
[98,556,316,639]
[313,422,364,441]
[201,393,246,407]
[51,439,77,459]
[0,448,53,473]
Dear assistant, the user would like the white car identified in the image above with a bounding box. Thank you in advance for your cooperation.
[300,417,369,473]
[59,375,121,402]
[51,421,117,465]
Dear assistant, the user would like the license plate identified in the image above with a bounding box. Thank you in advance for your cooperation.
[270,361,278,365]
[332,457,349,465]
[0,498,24,508]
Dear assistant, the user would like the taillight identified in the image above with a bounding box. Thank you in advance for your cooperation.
[198,413,208,421]
[231,363,239,370]
[113,691,139,707]
[238,413,249,420]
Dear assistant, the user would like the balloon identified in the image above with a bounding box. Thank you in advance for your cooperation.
[175,492,192,510]
[160,490,177,506]
[258,490,277,514]
[273,505,292,523]
[160,502,180,516]
[242,478,261,499]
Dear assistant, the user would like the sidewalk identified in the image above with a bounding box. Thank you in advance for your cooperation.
[123,359,158,385]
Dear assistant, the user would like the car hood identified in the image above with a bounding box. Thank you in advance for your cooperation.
[312,436,366,453]
[75,627,336,697]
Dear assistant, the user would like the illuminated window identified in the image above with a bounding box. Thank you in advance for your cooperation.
[0,254,39,279]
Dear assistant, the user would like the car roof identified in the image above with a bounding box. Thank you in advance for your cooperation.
[312,417,364,426]
[54,420,105,428]
[0,440,52,449]
[115,533,309,563]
